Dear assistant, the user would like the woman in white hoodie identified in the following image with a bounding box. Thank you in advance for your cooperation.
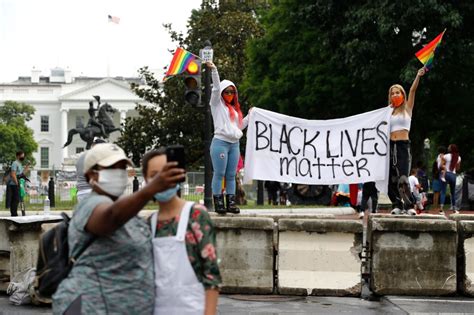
[206,62,249,214]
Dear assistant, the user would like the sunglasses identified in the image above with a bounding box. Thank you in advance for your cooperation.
[223,90,236,95]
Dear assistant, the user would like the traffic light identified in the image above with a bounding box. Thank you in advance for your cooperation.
[183,59,202,107]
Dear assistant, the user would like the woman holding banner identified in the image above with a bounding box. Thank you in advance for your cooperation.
[206,62,250,215]
[388,67,426,215]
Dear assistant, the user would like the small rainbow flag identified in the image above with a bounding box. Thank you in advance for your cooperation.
[163,47,197,80]
[415,29,446,69]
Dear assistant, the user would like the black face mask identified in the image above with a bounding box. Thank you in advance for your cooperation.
[19,157,25,162]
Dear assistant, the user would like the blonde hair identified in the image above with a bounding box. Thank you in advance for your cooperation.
[388,84,407,108]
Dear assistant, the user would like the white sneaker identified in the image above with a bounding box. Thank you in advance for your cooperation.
[359,212,364,219]
[391,208,402,215]
[407,209,417,216]
[454,210,459,214]
[439,210,445,215]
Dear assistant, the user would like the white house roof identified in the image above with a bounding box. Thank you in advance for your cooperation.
[59,77,142,102]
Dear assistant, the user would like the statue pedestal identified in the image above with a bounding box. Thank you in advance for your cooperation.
[62,155,81,172]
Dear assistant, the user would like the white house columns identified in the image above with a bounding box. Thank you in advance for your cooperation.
[61,108,69,161]
[120,110,127,127]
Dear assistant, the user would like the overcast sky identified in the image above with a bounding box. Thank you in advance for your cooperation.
[0,0,202,83]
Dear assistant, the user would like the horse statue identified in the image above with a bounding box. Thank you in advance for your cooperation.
[63,102,121,150]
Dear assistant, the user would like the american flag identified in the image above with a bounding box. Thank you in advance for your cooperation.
[108,15,120,24]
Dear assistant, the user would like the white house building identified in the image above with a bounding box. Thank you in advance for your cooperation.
[0,68,144,170]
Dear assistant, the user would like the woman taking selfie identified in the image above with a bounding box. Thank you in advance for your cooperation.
[53,143,185,314]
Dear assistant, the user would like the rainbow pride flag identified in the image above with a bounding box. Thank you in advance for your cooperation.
[415,29,446,69]
[164,47,197,80]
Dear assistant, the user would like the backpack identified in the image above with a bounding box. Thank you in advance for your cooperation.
[2,166,11,184]
[32,212,94,303]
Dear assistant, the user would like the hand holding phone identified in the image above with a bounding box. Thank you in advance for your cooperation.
[166,145,186,182]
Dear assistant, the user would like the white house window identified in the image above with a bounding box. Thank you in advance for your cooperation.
[40,147,49,169]
[76,147,84,154]
[76,116,85,128]
[40,115,49,132]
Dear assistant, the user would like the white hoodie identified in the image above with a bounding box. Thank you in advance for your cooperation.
[210,68,249,143]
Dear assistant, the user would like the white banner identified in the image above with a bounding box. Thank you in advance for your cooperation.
[243,107,392,193]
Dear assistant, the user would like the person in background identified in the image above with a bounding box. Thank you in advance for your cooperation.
[6,151,25,216]
[142,149,221,315]
[387,67,425,215]
[431,157,441,211]
[53,143,185,314]
[264,181,280,205]
[359,182,378,219]
[409,168,424,212]
[440,144,461,214]
[75,138,106,203]
[415,161,429,192]
[206,61,251,215]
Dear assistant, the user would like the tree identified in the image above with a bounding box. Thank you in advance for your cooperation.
[243,0,474,169]
[117,1,265,169]
[0,101,38,166]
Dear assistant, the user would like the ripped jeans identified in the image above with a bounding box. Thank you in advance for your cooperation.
[210,138,240,195]
[388,140,411,209]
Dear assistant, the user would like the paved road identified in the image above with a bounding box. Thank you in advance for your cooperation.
[3,293,474,315]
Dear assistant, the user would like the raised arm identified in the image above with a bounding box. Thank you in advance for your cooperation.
[206,62,221,107]
[406,67,426,114]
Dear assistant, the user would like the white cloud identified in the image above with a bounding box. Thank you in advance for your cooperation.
[0,0,202,82]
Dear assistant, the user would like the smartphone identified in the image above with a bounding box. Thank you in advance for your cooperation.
[166,145,186,180]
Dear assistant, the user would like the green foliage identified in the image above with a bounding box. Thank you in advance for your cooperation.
[243,0,474,169]
[117,1,264,168]
[0,101,38,165]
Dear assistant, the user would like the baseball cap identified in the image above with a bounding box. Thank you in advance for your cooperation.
[84,143,132,173]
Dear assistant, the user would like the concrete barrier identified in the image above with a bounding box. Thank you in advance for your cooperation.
[458,221,474,296]
[213,217,275,294]
[367,214,447,255]
[448,215,474,296]
[278,219,363,296]
[0,215,62,291]
[370,218,457,295]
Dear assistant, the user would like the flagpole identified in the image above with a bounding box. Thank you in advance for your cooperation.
[107,18,111,78]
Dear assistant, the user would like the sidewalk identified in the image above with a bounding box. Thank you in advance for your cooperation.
[2,294,474,314]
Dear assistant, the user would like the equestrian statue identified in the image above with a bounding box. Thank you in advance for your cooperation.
[63,95,121,150]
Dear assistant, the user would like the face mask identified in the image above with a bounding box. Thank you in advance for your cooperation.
[391,95,404,107]
[154,185,179,203]
[95,169,128,197]
[223,94,234,104]
[19,157,25,162]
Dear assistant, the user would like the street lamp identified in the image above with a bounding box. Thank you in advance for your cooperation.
[424,138,430,177]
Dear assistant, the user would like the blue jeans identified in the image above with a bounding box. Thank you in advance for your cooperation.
[440,171,456,208]
[211,138,239,195]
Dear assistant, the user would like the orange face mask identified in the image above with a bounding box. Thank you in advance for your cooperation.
[223,94,234,104]
[391,95,404,107]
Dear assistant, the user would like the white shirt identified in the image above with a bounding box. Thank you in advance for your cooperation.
[444,153,461,174]
[408,175,420,194]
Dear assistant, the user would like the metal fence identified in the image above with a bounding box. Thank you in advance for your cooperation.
[0,172,260,210]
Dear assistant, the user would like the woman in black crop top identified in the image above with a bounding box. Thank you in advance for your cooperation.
[387,67,425,215]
